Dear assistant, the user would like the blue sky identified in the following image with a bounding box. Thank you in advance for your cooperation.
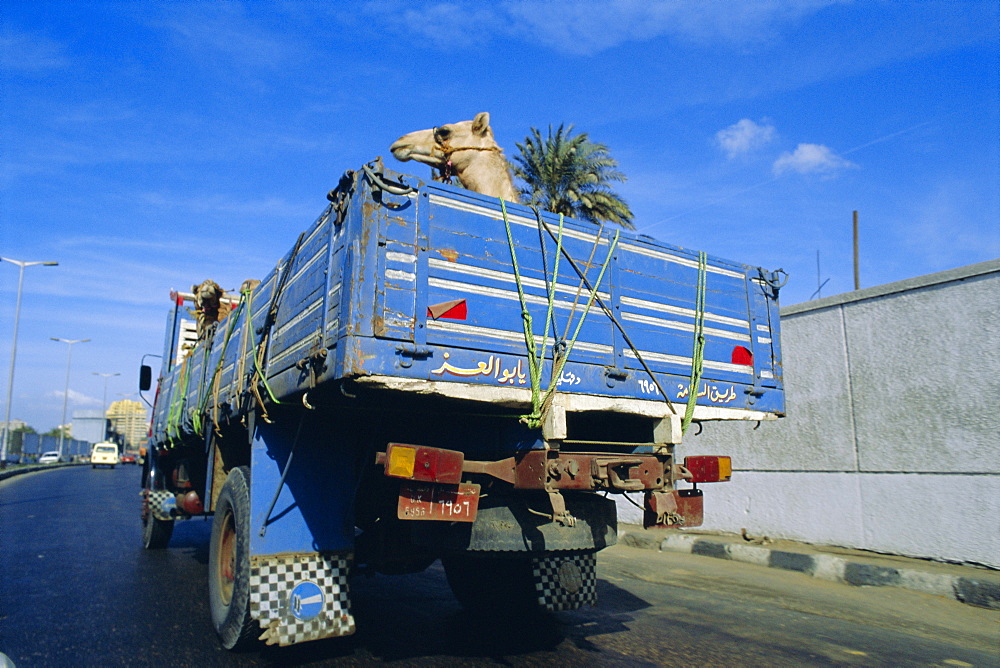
[2,1,997,432]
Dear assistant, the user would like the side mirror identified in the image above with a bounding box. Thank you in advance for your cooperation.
[139,365,153,392]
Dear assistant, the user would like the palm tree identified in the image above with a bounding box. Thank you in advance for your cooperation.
[513,124,634,229]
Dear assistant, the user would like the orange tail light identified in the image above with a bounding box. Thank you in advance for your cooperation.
[385,443,464,485]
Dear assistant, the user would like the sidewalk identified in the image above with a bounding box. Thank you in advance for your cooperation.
[619,525,1000,611]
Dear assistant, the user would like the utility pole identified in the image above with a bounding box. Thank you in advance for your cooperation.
[853,210,860,291]
[51,338,90,458]
[93,372,120,440]
[0,257,58,467]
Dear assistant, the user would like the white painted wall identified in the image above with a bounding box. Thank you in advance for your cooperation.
[617,260,1000,568]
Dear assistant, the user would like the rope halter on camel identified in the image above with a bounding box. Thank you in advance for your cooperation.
[431,127,505,183]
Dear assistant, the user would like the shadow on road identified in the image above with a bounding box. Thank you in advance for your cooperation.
[154,520,651,665]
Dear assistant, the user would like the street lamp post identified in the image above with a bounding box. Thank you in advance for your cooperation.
[51,337,90,459]
[1,257,58,467]
[93,372,120,441]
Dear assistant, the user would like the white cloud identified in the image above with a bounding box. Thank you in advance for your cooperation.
[46,389,100,407]
[772,143,858,176]
[136,192,311,218]
[0,31,70,71]
[365,1,840,56]
[151,4,302,69]
[378,3,499,50]
[503,1,841,55]
[716,119,776,158]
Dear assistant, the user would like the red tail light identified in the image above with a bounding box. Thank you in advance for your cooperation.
[684,455,732,483]
[385,443,464,484]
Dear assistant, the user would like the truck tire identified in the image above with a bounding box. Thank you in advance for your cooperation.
[442,554,538,616]
[141,512,174,550]
[209,466,258,651]
[141,492,174,550]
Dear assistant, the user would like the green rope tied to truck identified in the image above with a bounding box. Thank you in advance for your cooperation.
[191,295,246,436]
[499,199,619,431]
[681,251,708,434]
[165,352,192,449]
[244,282,288,415]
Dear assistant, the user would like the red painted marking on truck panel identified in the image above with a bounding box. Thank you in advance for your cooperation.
[732,345,753,366]
[427,299,467,320]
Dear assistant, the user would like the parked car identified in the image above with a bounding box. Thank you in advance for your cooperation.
[38,451,61,464]
[120,452,137,465]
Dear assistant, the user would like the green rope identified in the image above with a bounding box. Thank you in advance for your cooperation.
[540,229,618,418]
[166,353,192,448]
[190,335,213,436]
[499,199,619,430]
[192,297,245,436]
[682,251,708,434]
[537,209,563,368]
[246,284,287,406]
[500,199,542,421]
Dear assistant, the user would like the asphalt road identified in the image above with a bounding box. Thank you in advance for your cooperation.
[1,466,997,667]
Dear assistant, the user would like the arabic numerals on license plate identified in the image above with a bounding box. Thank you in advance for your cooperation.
[439,497,472,518]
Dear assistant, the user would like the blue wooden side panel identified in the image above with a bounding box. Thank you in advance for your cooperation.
[419,190,616,368]
[268,212,335,377]
[374,196,420,343]
[152,166,786,449]
[338,178,786,415]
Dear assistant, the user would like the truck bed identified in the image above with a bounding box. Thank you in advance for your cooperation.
[151,162,785,446]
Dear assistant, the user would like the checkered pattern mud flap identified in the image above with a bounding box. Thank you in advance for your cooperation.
[532,552,598,612]
[249,552,355,647]
[144,489,175,521]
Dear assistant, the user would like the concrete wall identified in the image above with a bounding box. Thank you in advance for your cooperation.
[617,260,1000,568]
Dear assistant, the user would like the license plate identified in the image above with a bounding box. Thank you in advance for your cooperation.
[398,482,480,522]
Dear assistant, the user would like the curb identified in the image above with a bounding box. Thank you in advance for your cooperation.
[0,462,78,482]
[621,531,1000,611]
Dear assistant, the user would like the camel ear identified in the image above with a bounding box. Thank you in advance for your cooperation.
[472,112,491,136]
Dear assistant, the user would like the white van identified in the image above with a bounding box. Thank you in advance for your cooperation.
[91,442,119,468]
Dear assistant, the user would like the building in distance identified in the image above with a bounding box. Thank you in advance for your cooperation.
[107,399,149,449]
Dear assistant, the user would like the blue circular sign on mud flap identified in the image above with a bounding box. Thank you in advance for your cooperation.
[289,581,325,621]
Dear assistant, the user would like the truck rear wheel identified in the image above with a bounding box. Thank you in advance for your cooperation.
[141,512,174,550]
[209,466,258,651]
[442,554,538,615]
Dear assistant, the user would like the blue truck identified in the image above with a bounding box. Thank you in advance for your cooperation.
[139,159,786,649]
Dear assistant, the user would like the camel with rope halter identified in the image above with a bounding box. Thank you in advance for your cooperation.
[389,112,519,201]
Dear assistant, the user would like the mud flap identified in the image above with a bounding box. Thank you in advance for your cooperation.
[249,552,355,646]
[531,552,597,612]
[145,489,176,520]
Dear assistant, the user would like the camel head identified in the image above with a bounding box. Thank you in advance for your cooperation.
[193,279,223,313]
[389,112,518,200]
[390,112,497,170]
[192,279,225,339]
